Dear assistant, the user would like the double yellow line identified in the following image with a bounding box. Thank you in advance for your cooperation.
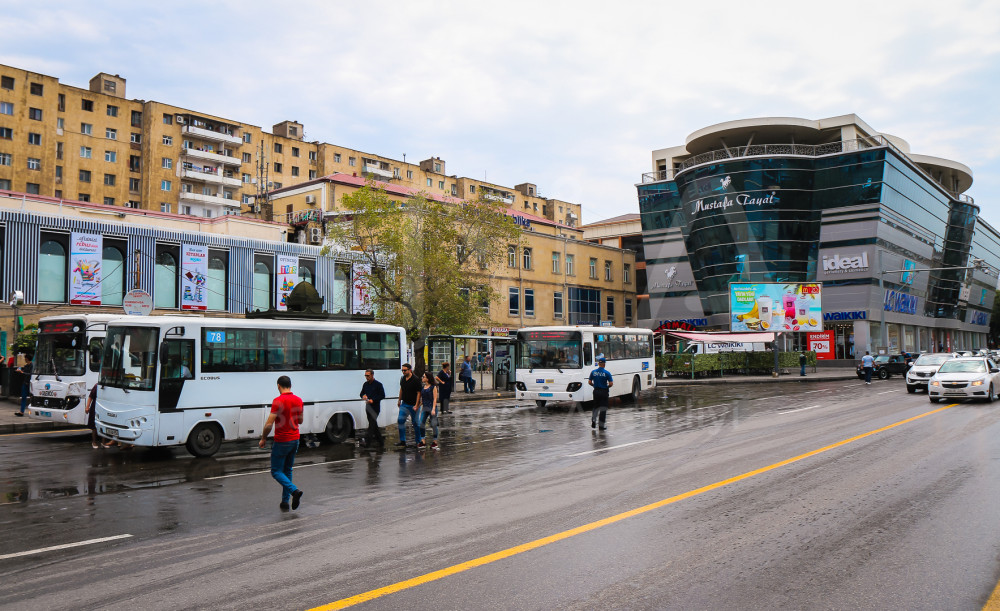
[310,404,957,610]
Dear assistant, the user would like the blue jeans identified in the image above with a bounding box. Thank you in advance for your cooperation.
[418,408,438,440]
[270,440,299,504]
[397,403,420,443]
[19,383,29,413]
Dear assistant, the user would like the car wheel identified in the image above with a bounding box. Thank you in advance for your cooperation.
[988,384,995,403]
[929,397,939,403]
[906,385,916,394]
[185,422,223,458]
[535,400,547,408]
[878,369,889,380]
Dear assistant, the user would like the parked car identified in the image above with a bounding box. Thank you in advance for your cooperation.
[856,354,911,380]
[928,357,1000,403]
[905,353,955,393]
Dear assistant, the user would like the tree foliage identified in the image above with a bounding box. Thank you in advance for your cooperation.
[13,324,38,359]
[323,182,522,370]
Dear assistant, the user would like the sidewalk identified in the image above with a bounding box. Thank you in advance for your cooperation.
[0,397,82,435]
[657,367,860,386]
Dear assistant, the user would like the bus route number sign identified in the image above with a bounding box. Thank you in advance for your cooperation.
[205,330,226,344]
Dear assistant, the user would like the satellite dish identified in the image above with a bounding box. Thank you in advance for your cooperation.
[8,290,23,307]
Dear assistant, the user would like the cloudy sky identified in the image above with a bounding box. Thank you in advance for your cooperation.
[3,0,999,225]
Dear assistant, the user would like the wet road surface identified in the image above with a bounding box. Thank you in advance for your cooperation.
[3,379,1000,609]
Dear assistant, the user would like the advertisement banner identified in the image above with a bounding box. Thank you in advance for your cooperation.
[807,331,836,360]
[730,282,823,332]
[180,244,208,311]
[70,232,103,305]
[276,254,298,311]
[352,262,373,315]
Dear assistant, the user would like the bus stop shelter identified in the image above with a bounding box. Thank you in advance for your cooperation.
[426,334,517,392]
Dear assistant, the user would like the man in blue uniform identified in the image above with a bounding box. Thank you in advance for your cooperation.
[588,355,614,430]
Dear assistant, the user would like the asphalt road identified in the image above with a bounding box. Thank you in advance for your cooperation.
[3,379,1000,610]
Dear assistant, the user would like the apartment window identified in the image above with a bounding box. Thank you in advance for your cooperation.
[0,153,10,166]
[204,209,213,218]
[242,194,251,204]
[334,153,341,163]
[291,166,299,177]
[0,179,10,189]
[28,132,41,145]
[106,105,118,117]
[291,147,299,157]
[106,128,117,140]
[242,173,250,183]
[80,146,92,158]
[508,246,517,268]
[78,193,90,202]
[589,258,597,279]
[508,287,519,316]
[26,183,40,194]
[162,113,173,125]
[469,185,476,194]
[130,133,141,144]
[130,110,142,126]
[604,261,612,281]
[105,150,116,163]
[242,152,251,163]
[57,93,64,111]
[436,180,443,189]
[606,296,615,319]
[273,142,282,154]
[625,299,633,323]
[524,202,529,209]
[0,127,11,139]
[29,108,42,121]
[0,76,13,90]
[406,170,413,179]
[181,205,192,215]
[0,102,13,115]
[103,80,116,93]
[79,170,91,182]
[308,170,316,179]
[623,264,631,284]
[56,142,63,159]
[129,155,140,171]
[82,99,94,112]
[201,186,212,196]
[566,254,575,276]
[426,178,432,187]
[308,150,316,161]
[104,174,115,186]
[242,132,251,143]
[434,162,442,172]
[524,289,535,317]
[161,179,171,191]
[160,203,171,213]
[182,140,191,149]
[270,182,281,189]
[554,291,564,319]
[55,166,62,178]
[552,252,561,274]
[27,157,40,170]
[522,248,532,270]
[273,162,282,172]
[80,122,92,135]
[26,81,42,96]
[162,135,172,145]
[104,197,115,206]
[161,157,171,169]
[129,177,140,191]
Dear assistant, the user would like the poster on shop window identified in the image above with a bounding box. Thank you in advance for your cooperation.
[180,244,208,310]
[70,232,103,305]
[276,254,298,311]
[352,262,373,315]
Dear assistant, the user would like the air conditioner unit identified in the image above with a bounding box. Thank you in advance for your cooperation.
[309,227,323,244]
[305,194,316,204]
[176,115,186,124]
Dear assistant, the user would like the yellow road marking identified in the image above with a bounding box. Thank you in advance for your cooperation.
[0,428,88,438]
[310,404,957,610]
[984,576,1000,609]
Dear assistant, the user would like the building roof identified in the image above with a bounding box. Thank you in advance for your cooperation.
[582,213,640,227]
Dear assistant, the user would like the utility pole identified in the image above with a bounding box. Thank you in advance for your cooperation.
[255,140,272,222]
[133,249,141,290]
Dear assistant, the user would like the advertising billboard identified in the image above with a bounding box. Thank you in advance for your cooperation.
[70,232,102,305]
[180,244,208,311]
[730,282,823,332]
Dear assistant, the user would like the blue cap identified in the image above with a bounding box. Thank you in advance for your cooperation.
[597,354,606,362]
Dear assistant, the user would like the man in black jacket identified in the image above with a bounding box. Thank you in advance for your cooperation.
[360,369,386,448]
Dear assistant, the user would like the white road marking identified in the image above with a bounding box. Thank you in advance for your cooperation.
[801,390,825,394]
[691,404,729,411]
[205,458,355,480]
[875,390,897,395]
[779,404,822,414]
[0,534,133,560]
[566,439,656,457]
[753,396,781,401]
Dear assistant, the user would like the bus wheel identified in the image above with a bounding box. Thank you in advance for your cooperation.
[625,377,640,403]
[535,400,547,408]
[186,423,223,458]
[324,413,354,444]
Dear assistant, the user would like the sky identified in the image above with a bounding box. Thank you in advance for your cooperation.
[3,0,1000,226]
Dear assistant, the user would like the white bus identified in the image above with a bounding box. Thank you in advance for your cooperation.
[94,316,406,457]
[26,314,121,425]
[514,326,656,407]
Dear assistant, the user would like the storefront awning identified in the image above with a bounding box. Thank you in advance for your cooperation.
[665,331,776,343]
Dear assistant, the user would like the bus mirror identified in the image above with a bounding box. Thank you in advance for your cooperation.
[159,342,170,366]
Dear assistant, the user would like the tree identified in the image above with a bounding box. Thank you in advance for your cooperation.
[13,324,38,360]
[324,181,522,372]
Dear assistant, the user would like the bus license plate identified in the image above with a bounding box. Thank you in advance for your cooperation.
[539,393,553,397]
[38,411,52,417]
[104,427,119,438]
[39,390,57,397]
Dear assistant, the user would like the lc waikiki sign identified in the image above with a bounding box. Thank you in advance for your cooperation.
[884,290,918,315]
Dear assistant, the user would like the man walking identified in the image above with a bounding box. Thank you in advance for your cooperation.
[435,362,453,413]
[861,351,875,384]
[359,369,386,448]
[13,357,32,417]
[459,355,474,393]
[259,375,304,511]
[396,363,422,448]
[588,355,614,430]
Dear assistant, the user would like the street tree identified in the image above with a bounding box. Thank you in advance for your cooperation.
[324,181,522,372]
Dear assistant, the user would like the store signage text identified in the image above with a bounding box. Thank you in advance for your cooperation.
[691,192,777,216]
[822,252,870,273]
[883,290,918,315]
[511,215,532,229]
[971,311,989,326]
[656,319,708,331]
[823,311,867,321]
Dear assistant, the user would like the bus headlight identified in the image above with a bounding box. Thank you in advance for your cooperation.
[65,396,80,408]
[516,382,526,391]
[567,382,582,392]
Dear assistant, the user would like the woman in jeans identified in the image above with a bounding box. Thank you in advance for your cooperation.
[417,372,439,450]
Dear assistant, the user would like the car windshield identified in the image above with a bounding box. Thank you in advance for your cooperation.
[914,355,950,367]
[938,360,987,374]
[99,326,159,390]
[33,331,87,376]
[874,356,890,364]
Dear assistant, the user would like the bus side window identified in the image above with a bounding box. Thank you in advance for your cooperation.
[89,337,103,373]
[584,342,593,366]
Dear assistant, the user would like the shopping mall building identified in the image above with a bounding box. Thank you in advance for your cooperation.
[637,114,1000,359]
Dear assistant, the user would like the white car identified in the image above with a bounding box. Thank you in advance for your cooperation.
[928,357,1000,403]
[905,353,955,393]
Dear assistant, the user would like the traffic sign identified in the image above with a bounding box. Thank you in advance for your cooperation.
[123,289,153,316]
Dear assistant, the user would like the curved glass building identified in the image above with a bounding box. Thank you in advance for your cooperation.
[638,115,1000,358]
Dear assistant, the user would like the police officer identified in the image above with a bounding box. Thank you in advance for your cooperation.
[588,355,614,430]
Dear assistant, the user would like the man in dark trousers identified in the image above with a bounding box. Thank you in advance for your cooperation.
[13,358,32,417]
[259,375,304,511]
[799,352,807,376]
[396,363,422,448]
[359,369,386,448]
[435,362,454,413]
[588,355,614,430]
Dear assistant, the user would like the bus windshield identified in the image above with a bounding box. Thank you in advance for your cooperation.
[34,328,87,376]
[517,331,582,370]
[99,326,159,391]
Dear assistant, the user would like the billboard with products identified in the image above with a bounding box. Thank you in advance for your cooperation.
[729,282,823,332]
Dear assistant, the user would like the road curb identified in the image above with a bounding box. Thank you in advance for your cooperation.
[657,374,863,386]
[0,420,79,435]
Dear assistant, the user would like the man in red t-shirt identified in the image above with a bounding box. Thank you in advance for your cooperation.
[259,375,304,511]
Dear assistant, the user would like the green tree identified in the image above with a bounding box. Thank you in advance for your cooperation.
[13,324,38,360]
[324,182,521,372]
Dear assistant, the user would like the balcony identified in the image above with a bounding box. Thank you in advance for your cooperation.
[183,125,243,146]
[363,164,393,179]
[179,190,240,209]
[181,146,242,166]
[182,167,242,188]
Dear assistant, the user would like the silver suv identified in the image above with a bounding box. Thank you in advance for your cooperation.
[906,353,955,393]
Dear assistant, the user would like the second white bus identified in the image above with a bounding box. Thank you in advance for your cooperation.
[514,326,655,407]
[95,316,406,457]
